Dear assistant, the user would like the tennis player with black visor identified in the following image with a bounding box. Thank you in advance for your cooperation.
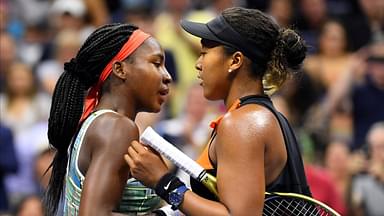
[125,7,340,216]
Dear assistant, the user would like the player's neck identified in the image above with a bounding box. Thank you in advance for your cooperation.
[97,93,137,120]
[224,78,264,109]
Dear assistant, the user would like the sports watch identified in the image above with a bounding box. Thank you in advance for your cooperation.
[169,185,189,210]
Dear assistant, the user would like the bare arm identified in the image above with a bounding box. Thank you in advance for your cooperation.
[322,52,368,115]
[216,109,266,214]
[79,116,139,216]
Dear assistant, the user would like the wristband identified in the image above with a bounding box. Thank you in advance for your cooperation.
[155,172,185,202]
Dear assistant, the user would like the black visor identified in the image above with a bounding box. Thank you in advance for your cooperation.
[181,15,266,61]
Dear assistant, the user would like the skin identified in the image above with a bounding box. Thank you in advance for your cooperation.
[17,196,44,216]
[125,41,287,215]
[77,37,171,216]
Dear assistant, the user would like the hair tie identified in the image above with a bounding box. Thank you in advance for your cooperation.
[64,58,78,72]
[63,58,95,87]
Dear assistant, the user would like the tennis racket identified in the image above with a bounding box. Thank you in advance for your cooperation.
[140,127,341,216]
[140,127,218,197]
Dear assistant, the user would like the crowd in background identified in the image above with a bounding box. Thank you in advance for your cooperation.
[0,0,383,215]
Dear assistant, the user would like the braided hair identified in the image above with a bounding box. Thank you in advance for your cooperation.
[44,23,138,216]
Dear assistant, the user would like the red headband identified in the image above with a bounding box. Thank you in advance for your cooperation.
[79,29,151,123]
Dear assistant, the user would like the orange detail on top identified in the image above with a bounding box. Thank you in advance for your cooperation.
[209,99,241,129]
[79,30,151,124]
[198,98,242,169]
[196,144,214,170]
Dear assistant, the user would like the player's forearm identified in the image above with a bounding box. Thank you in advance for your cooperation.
[178,191,230,216]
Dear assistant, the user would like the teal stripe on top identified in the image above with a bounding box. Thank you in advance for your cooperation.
[64,110,161,215]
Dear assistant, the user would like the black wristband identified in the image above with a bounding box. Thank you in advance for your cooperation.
[155,172,185,201]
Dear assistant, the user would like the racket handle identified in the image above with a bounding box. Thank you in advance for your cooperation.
[199,171,219,198]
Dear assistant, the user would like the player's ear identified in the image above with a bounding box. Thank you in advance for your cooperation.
[228,51,244,74]
[112,60,128,80]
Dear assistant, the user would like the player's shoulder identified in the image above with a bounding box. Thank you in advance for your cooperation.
[219,103,276,130]
[87,111,139,146]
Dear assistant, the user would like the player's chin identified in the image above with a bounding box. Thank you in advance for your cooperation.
[149,100,163,113]
[151,105,162,113]
[146,94,167,113]
[203,90,219,101]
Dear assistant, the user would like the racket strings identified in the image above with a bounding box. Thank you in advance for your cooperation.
[263,197,332,216]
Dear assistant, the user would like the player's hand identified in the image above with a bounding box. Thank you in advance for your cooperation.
[124,140,169,188]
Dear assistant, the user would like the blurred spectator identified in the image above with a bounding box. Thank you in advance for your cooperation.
[0,0,7,32]
[49,0,93,43]
[267,0,294,28]
[304,20,352,90]
[0,62,50,206]
[0,62,50,135]
[351,122,384,216]
[0,0,8,32]
[305,164,347,215]
[325,140,351,199]
[0,0,24,40]
[83,0,110,26]
[11,0,50,27]
[13,195,43,216]
[3,122,49,210]
[302,20,354,149]
[352,44,384,149]
[344,0,384,51]
[50,0,86,28]
[123,0,156,34]
[324,139,367,215]
[326,0,360,18]
[36,29,82,95]
[83,0,129,26]
[17,23,51,67]
[0,32,17,93]
[296,0,328,53]
[0,123,18,213]
[324,42,384,150]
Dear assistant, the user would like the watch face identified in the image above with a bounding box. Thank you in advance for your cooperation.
[169,192,182,205]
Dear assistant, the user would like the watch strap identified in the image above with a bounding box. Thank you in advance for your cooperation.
[170,185,189,210]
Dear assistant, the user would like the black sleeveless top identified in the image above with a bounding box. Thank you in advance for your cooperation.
[190,95,312,201]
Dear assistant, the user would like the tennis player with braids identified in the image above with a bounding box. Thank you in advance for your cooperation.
[125,7,311,215]
[44,24,171,215]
